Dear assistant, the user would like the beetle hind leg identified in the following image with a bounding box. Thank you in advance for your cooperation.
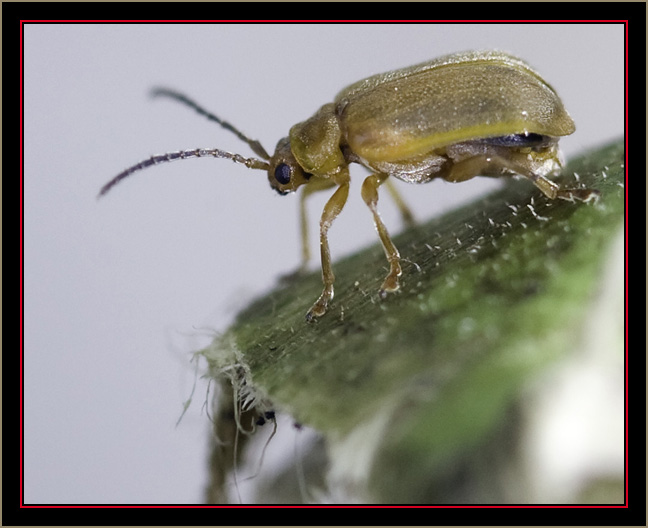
[529,174,600,203]
[361,174,402,298]
[445,155,600,203]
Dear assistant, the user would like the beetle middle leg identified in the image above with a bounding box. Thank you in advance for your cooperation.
[361,173,402,298]
[306,176,350,321]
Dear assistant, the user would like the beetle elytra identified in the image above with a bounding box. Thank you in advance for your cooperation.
[99,50,599,321]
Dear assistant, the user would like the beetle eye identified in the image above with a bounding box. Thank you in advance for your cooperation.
[274,163,291,185]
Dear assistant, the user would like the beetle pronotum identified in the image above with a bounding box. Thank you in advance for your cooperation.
[99,50,598,321]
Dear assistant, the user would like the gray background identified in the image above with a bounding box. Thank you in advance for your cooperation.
[23,23,624,503]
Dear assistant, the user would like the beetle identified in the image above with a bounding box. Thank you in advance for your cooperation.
[99,50,598,321]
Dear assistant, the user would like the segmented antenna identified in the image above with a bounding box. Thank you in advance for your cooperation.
[98,148,269,198]
[150,87,271,160]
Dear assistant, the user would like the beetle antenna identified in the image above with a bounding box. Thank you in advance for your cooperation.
[98,148,270,198]
[151,87,271,160]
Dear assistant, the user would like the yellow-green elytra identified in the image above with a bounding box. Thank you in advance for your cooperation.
[99,50,598,321]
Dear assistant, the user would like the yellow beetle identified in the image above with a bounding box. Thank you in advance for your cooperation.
[99,50,598,321]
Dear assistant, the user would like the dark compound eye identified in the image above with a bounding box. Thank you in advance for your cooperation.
[274,163,291,185]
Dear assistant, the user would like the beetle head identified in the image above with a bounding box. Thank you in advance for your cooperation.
[268,137,312,195]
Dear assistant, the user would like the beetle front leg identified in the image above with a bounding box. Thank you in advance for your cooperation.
[299,179,337,270]
[361,173,402,298]
[306,178,350,321]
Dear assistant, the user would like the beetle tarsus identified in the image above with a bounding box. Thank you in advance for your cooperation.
[305,291,332,322]
[379,261,402,299]
[556,187,601,203]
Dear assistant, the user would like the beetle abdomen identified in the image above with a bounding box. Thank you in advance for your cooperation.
[335,51,575,164]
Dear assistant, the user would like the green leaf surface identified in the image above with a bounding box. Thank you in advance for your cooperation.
[203,139,624,503]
